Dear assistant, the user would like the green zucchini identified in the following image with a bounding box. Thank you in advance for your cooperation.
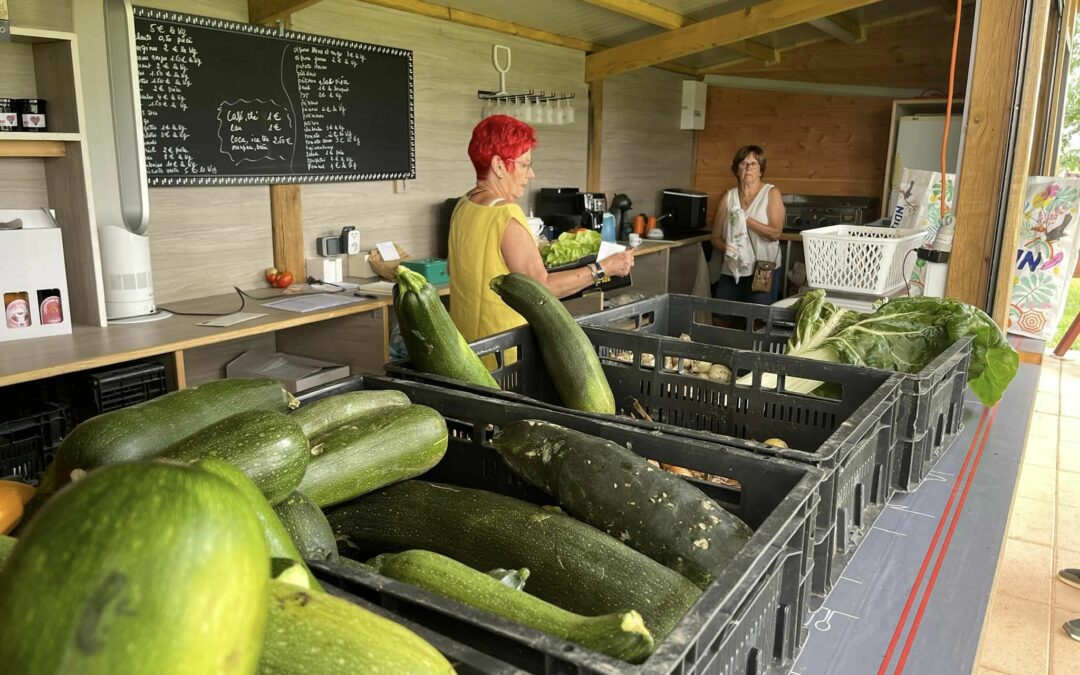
[369,550,655,663]
[327,480,701,640]
[274,490,338,561]
[259,579,455,675]
[196,458,322,591]
[0,533,14,567]
[492,420,752,588]
[290,390,410,439]
[394,265,500,389]
[0,461,269,674]
[47,377,294,491]
[298,405,447,508]
[489,273,614,413]
[161,409,309,505]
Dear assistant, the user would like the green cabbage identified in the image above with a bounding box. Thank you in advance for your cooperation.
[541,229,601,267]
[785,289,1018,407]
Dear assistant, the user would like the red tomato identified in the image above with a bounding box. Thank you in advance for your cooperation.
[265,266,279,284]
[274,271,294,288]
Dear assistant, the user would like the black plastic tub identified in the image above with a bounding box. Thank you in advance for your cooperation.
[385,323,901,600]
[0,398,68,482]
[301,375,822,675]
[578,294,972,491]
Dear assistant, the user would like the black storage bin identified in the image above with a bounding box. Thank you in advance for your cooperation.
[0,398,69,482]
[302,375,822,675]
[386,324,901,601]
[578,294,972,491]
[78,361,168,421]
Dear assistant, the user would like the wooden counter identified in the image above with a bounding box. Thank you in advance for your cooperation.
[0,236,707,390]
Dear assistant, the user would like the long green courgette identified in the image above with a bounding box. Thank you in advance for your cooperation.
[290,390,410,439]
[274,490,338,561]
[369,550,655,663]
[327,480,701,640]
[492,420,752,588]
[489,273,614,413]
[161,409,309,505]
[298,405,447,508]
[394,265,500,389]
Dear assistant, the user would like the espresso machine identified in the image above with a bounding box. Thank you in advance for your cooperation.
[535,187,606,237]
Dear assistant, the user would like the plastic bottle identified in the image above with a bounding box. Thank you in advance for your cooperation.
[600,212,617,243]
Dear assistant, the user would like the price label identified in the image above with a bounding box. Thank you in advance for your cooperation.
[376,241,399,261]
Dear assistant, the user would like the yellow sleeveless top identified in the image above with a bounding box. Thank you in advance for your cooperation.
[448,196,532,343]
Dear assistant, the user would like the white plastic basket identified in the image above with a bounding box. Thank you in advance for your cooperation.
[800,225,924,295]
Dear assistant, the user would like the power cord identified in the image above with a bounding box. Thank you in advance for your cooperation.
[158,279,347,317]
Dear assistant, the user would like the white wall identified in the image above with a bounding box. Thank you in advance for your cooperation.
[12,0,694,303]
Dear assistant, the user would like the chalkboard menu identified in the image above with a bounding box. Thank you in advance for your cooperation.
[133,7,415,186]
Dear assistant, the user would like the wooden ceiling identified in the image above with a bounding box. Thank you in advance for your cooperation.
[248,0,974,84]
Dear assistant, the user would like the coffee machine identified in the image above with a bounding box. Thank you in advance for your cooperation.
[535,187,606,237]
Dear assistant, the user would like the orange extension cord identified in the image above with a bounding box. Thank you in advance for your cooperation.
[940,0,964,237]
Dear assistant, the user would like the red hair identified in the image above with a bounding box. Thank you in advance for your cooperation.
[468,115,538,179]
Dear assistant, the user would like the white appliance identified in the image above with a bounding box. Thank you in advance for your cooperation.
[885,115,962,216]
[74,0,156,320]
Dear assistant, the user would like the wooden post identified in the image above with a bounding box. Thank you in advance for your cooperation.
[270,184,305,277]
[587,80,603,193]
[944,0,1025,312]
[989,0,1051,327]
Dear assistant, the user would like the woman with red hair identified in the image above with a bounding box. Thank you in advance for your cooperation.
[448,115,634,342]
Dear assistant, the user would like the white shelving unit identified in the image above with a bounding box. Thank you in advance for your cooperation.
[0,26,107,327]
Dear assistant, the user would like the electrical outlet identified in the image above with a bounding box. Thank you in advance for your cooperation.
[394,179,408,194]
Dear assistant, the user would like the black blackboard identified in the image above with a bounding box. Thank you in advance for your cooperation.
[133,7,415,186]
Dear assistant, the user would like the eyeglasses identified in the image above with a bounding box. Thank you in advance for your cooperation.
[514,158,534,171]
[738,160,760,168]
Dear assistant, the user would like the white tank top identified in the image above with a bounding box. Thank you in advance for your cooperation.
[726,184,779,265]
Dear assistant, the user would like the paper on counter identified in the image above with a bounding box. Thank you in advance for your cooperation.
[197,312,267,327]
[263,293,365,313]
[354,280,396,296]
[597,241,627,262]
[375,241,399,261]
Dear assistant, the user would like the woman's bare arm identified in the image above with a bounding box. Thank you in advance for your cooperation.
[745,188,785,241]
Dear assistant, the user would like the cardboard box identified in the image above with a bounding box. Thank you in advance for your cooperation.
[225,351,350,394]
[0,209,73,343]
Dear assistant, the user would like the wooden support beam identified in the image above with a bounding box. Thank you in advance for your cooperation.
[808,14,865,44]
[581,0,686,30]
[727,40,780,63]
[945,0,1025,315]
[585,0,880,82]
[587,80,603,193]
[270,184,305,280]
[248,0,324,25]
[990,0,1052,328]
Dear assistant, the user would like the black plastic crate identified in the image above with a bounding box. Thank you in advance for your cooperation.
[579,294,973,491]
[0,398,69,482]
[302,375,822,675]
[386,324,901,601]
[81,361,168,420]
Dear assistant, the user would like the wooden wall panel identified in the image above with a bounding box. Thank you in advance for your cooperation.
[693,87,893,223]
[601,68,695,215]
[0,159,49,209]
[9,0,72,31]
[717,12,974,92]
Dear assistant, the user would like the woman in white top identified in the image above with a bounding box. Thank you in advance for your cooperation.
[709,145,786,304]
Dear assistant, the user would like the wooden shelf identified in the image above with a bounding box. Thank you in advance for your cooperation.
[10,27,76,44]
[0,133,80,158]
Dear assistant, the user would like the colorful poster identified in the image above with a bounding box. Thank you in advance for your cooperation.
[889,168,956,250]
[1007,176,1080,340]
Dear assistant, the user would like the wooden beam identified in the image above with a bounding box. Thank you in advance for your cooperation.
[945,0,1025,313]
[727,40,780,63]
[270,184,305,280]
[585,0,881,82]
[247,0,324,25]
[586,80,603,193]
[698,5,962,75]
[991,0,1052,327]
[808,14,865,44]
[581,0,686,30]
[356,0,601,52]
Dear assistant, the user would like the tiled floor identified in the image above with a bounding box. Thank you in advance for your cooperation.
[975,354,1080,675]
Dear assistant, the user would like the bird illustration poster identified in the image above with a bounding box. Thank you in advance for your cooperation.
[888,168,955,250]
[1007,176,1080,340]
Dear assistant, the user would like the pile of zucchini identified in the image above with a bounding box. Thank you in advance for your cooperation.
[0,378,454,674]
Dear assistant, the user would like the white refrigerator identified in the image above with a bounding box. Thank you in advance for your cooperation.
[885,115,962,216]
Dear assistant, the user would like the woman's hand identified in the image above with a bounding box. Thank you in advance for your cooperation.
[601,251,635,277]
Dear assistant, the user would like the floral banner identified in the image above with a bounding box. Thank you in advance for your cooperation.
[1007,176,1080,340]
